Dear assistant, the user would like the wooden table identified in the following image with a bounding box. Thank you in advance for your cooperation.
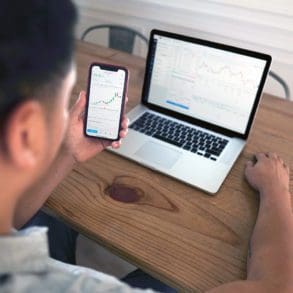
[46,41,293,292]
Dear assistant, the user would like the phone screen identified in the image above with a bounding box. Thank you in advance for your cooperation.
[85,64,127,140]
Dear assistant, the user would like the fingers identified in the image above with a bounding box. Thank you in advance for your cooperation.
[119,129,128,139]
[71,91,87,121]
[245,160,254,168]
[122,96,129,113]
[103,115,129,150]
[267,152,286,167]
[267,152,278,160]
[119,116,129,139]
[255,152,279,162]
[266,152,283,163]
[254,152,289,172]
[255,153,266,162]
[121,117,129,129]
[75,91,87,108]
[111,140,122,149]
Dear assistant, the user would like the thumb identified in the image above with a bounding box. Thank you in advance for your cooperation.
[71,91,87,117]
[245,160,253,168]
[74,91,87,109]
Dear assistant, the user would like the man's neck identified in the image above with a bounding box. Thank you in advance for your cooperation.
[0,172,20,235]
[0,198,16,235]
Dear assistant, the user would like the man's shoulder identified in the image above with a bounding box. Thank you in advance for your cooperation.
[0,269,153,293]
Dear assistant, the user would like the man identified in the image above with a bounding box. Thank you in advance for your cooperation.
[0,1,292,292]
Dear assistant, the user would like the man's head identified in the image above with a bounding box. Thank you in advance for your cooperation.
[0,0,77,192]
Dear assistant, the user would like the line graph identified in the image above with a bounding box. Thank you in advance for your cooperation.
[173,52,261,93]
[86,66,125,139]
[195,62,258,89]
[91,92,121,106]
[148,35,267,134]
[170,46,264,109]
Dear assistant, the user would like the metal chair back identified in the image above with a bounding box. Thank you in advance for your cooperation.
[269,71,291,100]
[81,24,148,54]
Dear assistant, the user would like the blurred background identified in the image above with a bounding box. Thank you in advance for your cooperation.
[73,0,293,100]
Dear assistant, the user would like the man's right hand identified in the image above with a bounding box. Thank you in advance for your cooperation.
[63,91,129,164]
[245,153,290,196]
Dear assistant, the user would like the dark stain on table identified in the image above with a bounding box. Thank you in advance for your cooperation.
[106,183,142,203]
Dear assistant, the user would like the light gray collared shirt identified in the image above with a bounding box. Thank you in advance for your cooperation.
[0,227,155,292]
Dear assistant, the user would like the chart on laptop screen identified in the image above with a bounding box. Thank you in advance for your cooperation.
[148,35,267,134]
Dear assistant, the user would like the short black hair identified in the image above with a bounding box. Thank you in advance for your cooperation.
[0,0,77,134]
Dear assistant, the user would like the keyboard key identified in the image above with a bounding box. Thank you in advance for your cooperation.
[153,134,184,147]
[130,112,229,159]
[183,145,192,151]
[191,148,198,153]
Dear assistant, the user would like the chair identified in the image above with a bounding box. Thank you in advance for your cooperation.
[269,70,291,100]
[82,26,291,100]
[81,24,148,55]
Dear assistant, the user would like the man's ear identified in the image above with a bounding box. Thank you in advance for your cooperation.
[5,100,48,169]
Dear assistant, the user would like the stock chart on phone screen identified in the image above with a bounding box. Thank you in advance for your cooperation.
[86,67,125,139]
[148,35,266,134]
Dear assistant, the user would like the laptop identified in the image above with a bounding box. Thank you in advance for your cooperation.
[110,29,271,194]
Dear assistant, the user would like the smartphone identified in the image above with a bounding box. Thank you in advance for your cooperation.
[84,63,128,140]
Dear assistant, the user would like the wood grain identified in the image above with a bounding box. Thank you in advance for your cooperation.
[46,41,293,292]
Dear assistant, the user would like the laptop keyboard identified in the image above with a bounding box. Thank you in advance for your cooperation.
[129,112,229,161]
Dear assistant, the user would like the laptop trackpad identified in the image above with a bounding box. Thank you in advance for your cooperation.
[135,141,181,169]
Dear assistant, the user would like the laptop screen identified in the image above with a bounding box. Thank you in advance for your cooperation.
[145,33,269,135]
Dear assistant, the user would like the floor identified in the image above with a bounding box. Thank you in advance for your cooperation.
[76,234,136,279]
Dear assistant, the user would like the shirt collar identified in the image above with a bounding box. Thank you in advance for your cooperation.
[0,227,49,274]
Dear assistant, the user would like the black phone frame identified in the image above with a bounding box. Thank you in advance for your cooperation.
[84,62,128,141]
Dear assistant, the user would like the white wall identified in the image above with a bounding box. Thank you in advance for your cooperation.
[73,0,293,99]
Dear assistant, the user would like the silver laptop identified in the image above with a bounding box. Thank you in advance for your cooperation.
[110,29,271,194]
